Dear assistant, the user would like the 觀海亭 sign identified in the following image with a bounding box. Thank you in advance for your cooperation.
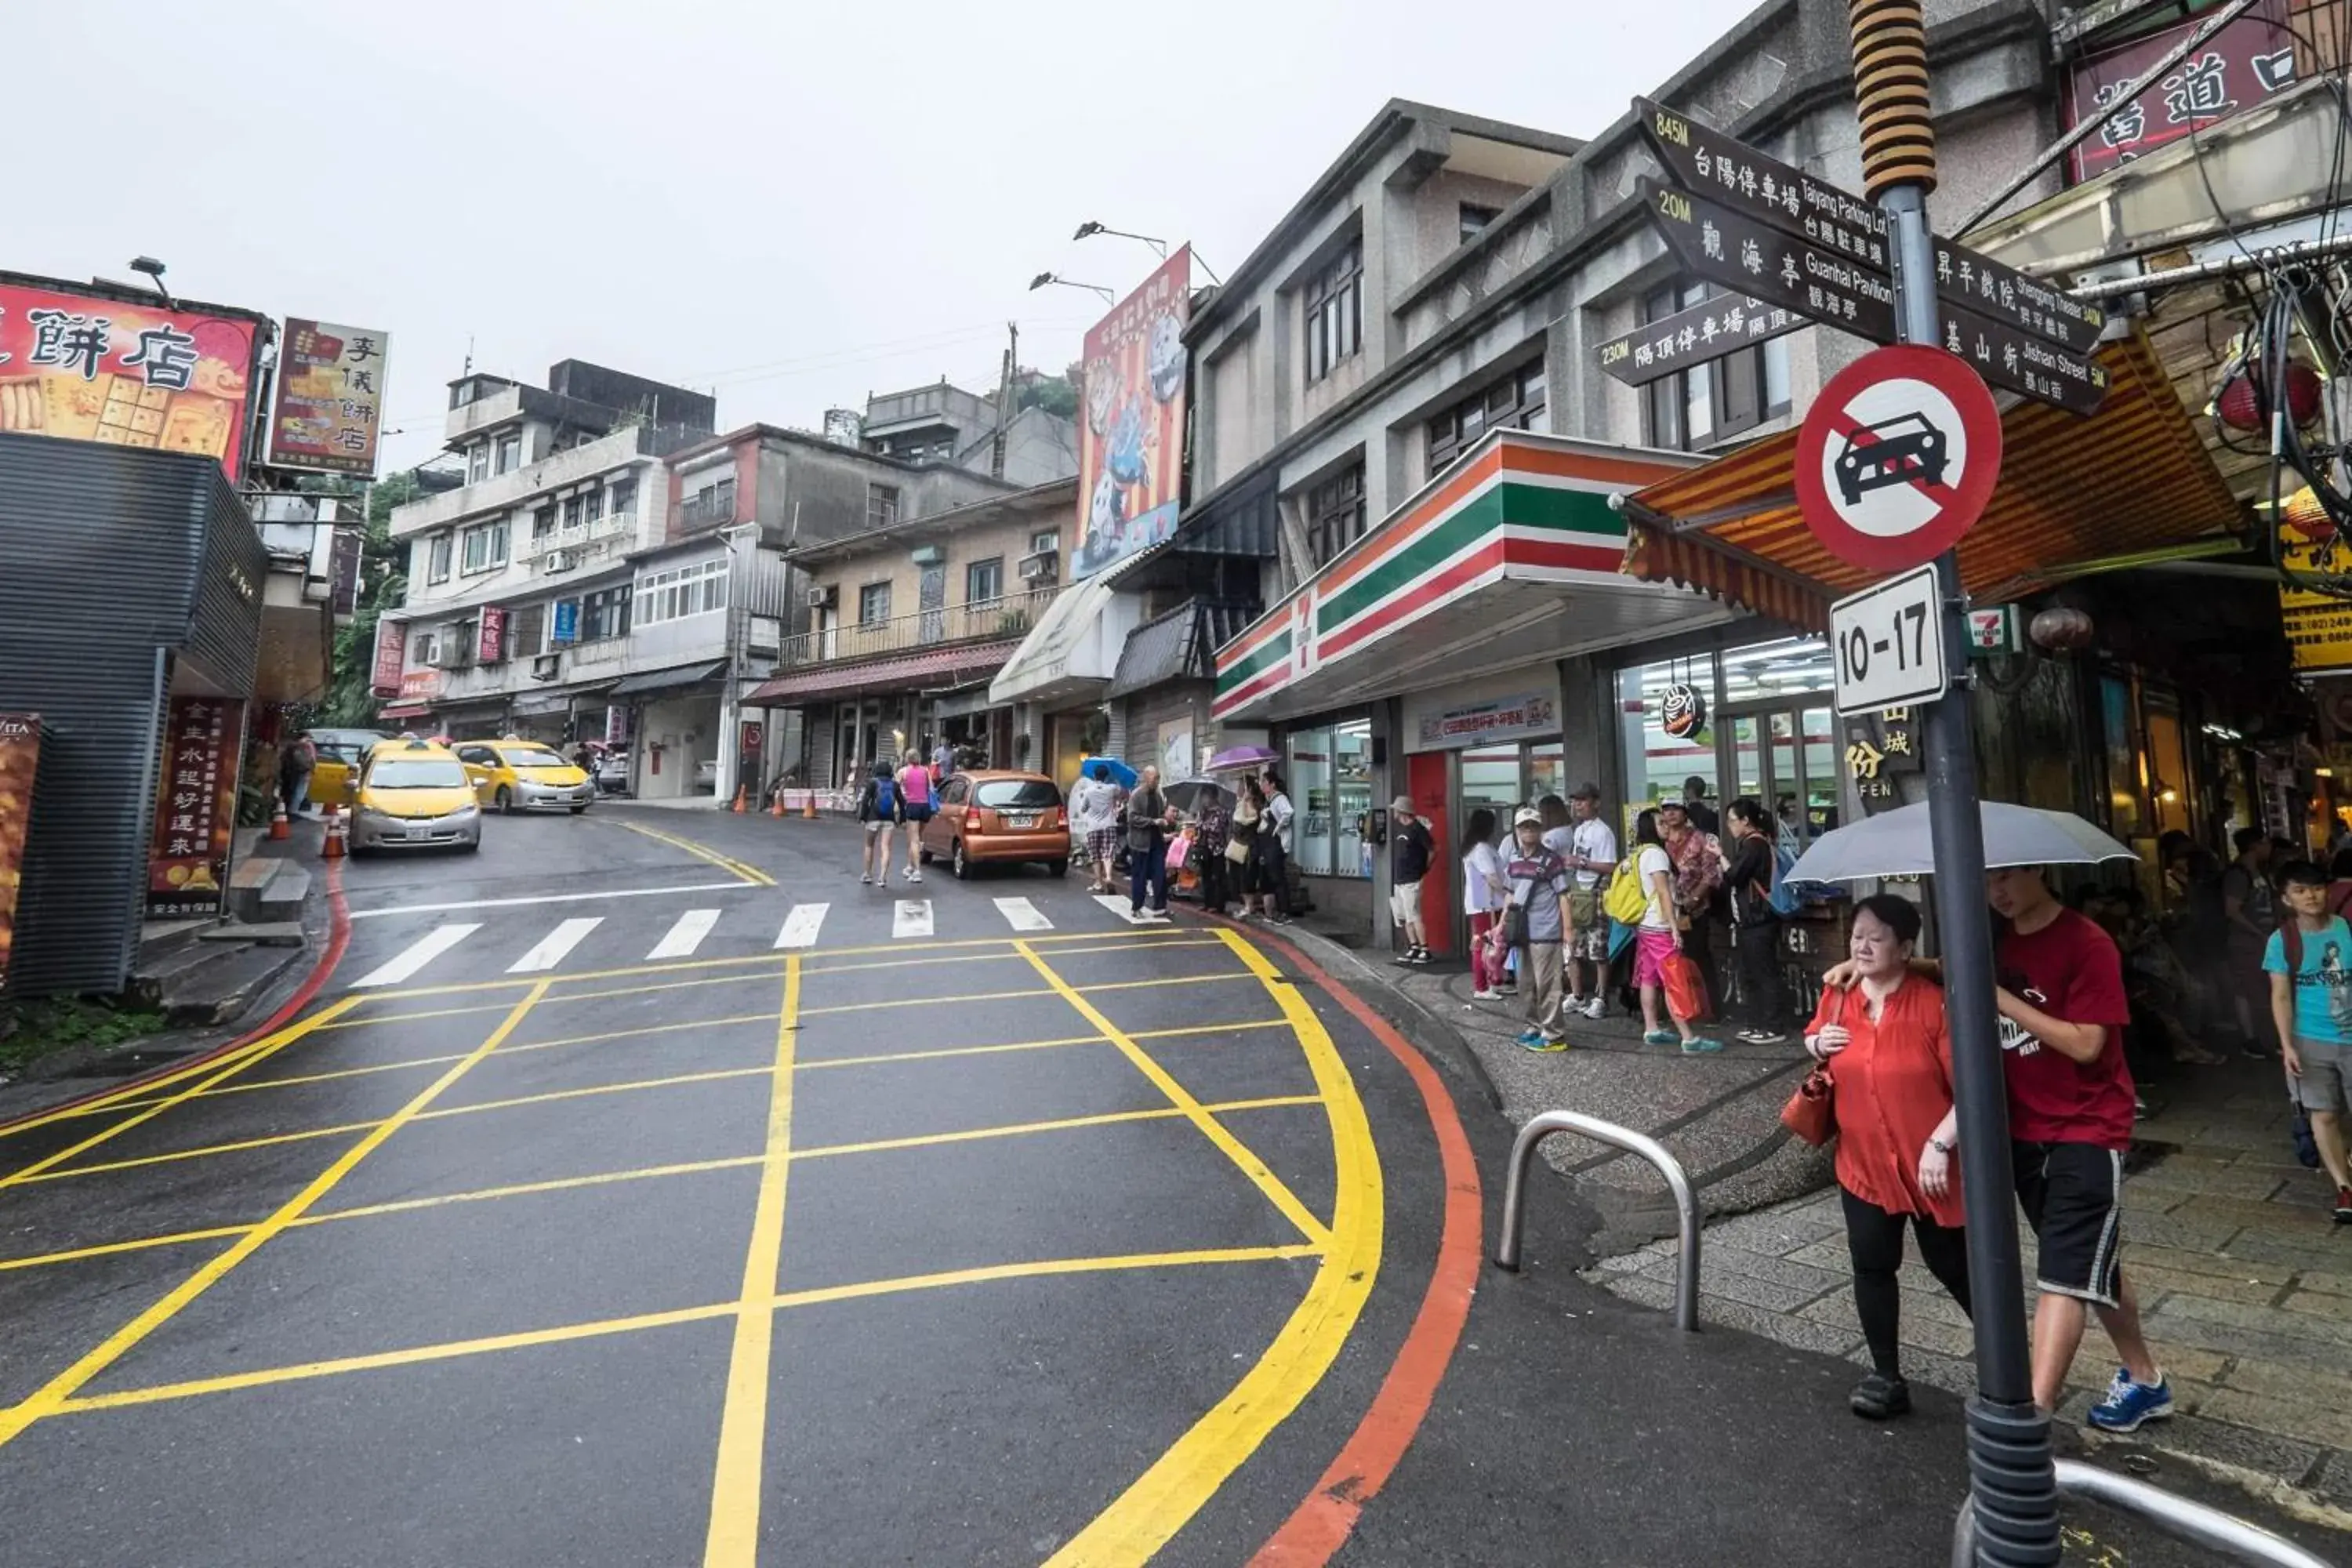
[1596,292,1802,388]
[1831,564,1948,717]
[1795,343,2005,573]
[1414,691,1559,750]
[1638,178,1896,345]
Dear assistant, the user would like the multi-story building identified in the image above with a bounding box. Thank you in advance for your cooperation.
[858,379,1079,487]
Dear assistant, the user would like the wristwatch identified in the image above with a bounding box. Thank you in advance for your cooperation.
[1929,1136,1955,1156]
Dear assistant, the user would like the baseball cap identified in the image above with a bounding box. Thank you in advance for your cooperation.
[1569,781,1601,800]
[1512,806,1544,828]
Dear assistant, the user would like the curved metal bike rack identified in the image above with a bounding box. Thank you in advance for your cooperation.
[1951,1458,2339,1568]
[1494,1109,1701,1333]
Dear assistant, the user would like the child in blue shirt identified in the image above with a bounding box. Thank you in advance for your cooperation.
[2262,860,2352,1223]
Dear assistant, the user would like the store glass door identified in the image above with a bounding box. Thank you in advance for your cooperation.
[1722,702,1837,849]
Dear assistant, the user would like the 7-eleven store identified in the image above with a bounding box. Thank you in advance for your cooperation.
[1211,430,1733,951]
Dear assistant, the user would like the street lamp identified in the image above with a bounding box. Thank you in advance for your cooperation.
[129,256,176,309]
[1073,222,1223,285]
[1028,273,1114,302]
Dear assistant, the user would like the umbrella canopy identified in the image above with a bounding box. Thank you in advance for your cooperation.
[1206,745,1276,773]
[1164,777,1233,815]
[1786,801,2137,884]
[1083,757,1138,789]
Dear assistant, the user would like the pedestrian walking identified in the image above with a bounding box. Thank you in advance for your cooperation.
[1725,797,1791,1044]
[1632,809,1721,1054]
[1461,808,1509,1000]
[2224,826,2278,1054]
[1803,894,1971,1419]
[1560,782,1617,1020]
[1069,762,1123,895]
[931,733,956,782]
[855,759,900,886]
[1389,795,1435,964]
[1127,764,1175,919]
[278,731,316,820]
[2263,860,2352,1223]
[1497,805,1571,1051]
[1254,768,1295,924]
[895,754,935,882]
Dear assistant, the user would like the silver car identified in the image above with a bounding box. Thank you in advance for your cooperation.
[348,746,483,855]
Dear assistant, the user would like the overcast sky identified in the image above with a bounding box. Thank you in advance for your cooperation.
[20,0,1761,475]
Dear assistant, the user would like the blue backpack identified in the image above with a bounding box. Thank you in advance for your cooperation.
[1767,843,1803,917]
[871,775,896,817]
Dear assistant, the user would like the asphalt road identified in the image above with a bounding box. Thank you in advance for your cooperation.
[0,806,2336,1566]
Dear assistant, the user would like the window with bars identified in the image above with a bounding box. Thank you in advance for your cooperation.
[1640,279,1792,451]
[867,483,901,529]
[579,586,631,643]
[1305,464,1367,567]
[1428,361,1549,475]
[460,516,508,574]
[858,582,892,625]
[1304,239,1363,383]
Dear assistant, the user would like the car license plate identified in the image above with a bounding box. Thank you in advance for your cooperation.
[1005,814,1035,829]
[404,823,430,840]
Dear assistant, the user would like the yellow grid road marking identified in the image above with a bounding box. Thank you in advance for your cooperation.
[611,819,775,886]
[48,1246,1321,1418]
[0,982,554,1450]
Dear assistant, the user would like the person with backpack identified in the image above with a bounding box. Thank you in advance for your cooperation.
[1726,797,1792,1045]
[2264,860,2352,1224]
[895,753,935,884]
[856,758,900,886]
[1497,806,1572,1051]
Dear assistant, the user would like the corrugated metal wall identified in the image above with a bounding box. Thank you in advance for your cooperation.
[0,437,263,995]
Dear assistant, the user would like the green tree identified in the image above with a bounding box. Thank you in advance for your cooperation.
[1017,372,1077,420]
[315,470,419,727]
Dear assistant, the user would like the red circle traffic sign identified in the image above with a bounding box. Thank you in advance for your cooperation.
[1795,343,2002,573]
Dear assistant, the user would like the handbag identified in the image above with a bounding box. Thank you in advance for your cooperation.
[1224,837,1252,865]
[1500,902,1529,949]
[1780,992,1839,1146]
[1661,950,1710,1022]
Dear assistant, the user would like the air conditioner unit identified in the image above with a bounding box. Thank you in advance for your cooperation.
[1018,550,1059,583]
[544,549,577,575]
[434,640,469,671]
[804,585,837,609]
[532,653,561,682]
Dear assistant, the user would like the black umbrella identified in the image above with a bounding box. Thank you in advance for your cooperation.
[1165,777,1233,815]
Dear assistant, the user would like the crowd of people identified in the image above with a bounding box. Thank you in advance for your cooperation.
[1067,759,1298,924]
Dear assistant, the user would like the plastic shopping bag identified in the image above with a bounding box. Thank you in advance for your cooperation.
[1662,952,1710,1023]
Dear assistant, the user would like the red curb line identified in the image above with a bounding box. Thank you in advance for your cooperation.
[0,858,351,1137]
[1225,917,1486,1568]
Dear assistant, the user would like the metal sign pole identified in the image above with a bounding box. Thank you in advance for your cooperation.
[1854,5,2060,1563]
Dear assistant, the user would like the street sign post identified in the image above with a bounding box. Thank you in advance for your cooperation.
[1932,296,2110,416]
[1595,291,1801,387]
[1831,564,1948,715]
[1639,177,1897,343]
[1793,342,2005,572]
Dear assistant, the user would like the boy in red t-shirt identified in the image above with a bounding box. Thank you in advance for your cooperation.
[1986,866,2171,1432]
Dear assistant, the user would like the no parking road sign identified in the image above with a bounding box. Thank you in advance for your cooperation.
[1795,344,2002,573]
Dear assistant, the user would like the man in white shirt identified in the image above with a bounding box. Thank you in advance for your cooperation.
[1561,782,1617,1018]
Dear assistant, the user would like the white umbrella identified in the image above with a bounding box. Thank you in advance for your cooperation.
[1786,800,2136,884]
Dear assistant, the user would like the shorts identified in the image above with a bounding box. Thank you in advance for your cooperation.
[1634,926,1676,987]
[862,820,890,837]
[902,802,933,824]
[1568,920,1608,963]
[1389,879,1424,926]
[2013,1140,2125,1308]
[2290,1036,2352,1114]
[1087,827,1119,865]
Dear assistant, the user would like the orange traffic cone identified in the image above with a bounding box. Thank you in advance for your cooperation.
[801,789,818,820]
[731,782,747,813]
[768,789,785,818]
[269,800,290,840]
[321,807,346,860]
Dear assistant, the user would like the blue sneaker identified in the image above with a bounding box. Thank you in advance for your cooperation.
[2085,1367,2173,1432]
[1515,1029,1566,1053]
[1680,1036,1726,1054]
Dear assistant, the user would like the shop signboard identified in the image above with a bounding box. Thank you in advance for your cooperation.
[1928,295,2109,416]
[1156,718,1193,781]
[1071,248,1192,580]
[552,599,580,645]
[0,276,263,483]
[477,605,507,666]
[330,527,365,617]
[1415,691,1559,750]
[1965,603,2024,657]
[1595,292,1801,389]
[147,696,246,918]
[368,619,407,699]
[398,669,442,701]
[1843,704,1924,818]
[2065,0,2296,182]
[2278,524,2352,675]
[263,319,390,476]
[1795,343,2004,573]
[0,713,38,994]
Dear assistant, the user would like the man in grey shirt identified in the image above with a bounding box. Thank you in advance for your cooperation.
[1126,764,1175,920]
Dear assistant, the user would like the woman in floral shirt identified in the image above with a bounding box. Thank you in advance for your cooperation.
[1192,790,1236,915]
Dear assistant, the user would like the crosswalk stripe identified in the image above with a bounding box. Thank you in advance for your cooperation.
[508,917,604,973]
[774,904,829,949]
[892,900,934,939]
[648,909,720,960]
[993,897,1053,931]
[1091,894,1160,926]
[354,924,482,988]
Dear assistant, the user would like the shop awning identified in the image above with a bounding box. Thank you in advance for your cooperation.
[989,575,1142,709]
[377,702,430,722]
[1619,326,2241,631]
[1212,430,1730,724]
[607,661,725,698]
[745,641,1022,707]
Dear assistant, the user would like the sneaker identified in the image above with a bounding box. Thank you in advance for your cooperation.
[2334,1186,2352,1225]
[1581,996,1607,1020]
[859,873,871,884]
[1849,1372,1912,1420]
[1409,946,1432,964]
[1272,914,1295,926]
[1738,1029,1789,1046]
[1472,988,1501,1001]
[1680,1036,1726,1054]
[909,870,924,884]
[2085,1369,2173,1433]
[1642,1029,1679,1047]
[1516,1030,1566,1054]
[1564,993,1588,1011]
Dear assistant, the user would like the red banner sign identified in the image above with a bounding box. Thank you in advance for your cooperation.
[369,618,408,698]
[478,605,507,666]
[0,712,40,993]
[264,318,390,476]
[1072,248,1192,580]
[148,696,247,918]
[2066,0,2296,181]
[0,278,262,484]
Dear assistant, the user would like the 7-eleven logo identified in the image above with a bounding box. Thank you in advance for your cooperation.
[1290,593,1318,681]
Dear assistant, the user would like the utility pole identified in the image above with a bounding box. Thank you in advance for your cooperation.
[992,321,1018,481]
[1847,3,2058,1563]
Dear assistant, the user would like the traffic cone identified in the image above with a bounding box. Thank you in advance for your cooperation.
[321,807,346,860]
[731,782,747,813]
[269,800,290,841]
[801,790,818,820]
[768,789,785,818]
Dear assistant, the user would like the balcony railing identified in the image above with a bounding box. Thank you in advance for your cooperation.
[782,583,1058,667]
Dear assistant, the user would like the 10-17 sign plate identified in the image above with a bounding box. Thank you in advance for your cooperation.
[1831,564,1947,717]
[1795,343,2003,573]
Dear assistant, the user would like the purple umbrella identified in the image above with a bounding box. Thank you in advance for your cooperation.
[1206,746,1276,773]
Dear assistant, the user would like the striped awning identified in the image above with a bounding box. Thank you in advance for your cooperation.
[1620,325,2242,631]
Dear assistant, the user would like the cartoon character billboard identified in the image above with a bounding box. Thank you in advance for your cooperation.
[0,275,263,484]
[1071,249,1191,579]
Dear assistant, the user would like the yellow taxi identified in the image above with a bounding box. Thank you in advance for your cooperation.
[348,740,483,855]
[455,738,594,815]
[304,728,387,809]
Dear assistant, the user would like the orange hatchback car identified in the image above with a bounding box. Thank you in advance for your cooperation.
[918,770,1069,880]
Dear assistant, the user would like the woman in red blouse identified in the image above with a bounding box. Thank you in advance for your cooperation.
[1806,894,1972,1420]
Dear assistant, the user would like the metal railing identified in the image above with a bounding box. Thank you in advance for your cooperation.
[1952,1459,2337,1568]
[782,584,1058,666]
[1494,1110,1701,1332]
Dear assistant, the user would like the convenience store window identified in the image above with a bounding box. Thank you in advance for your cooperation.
[1287,714,1372,877]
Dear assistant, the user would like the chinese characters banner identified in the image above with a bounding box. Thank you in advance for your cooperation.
[266,318,390,475]
[2066,0,2296,182]
[0,280,260,484]
[0,713,40,994]
[148,696,248,918]
[477,605,506,665]
[369,618,407,699]
[2279,523,2352,676]
[1073,248,1192,580]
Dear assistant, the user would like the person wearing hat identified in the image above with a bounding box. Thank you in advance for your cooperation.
[1389,795,1436,965]
[1496,804,1573,1050]
[1560,782,1619,1018]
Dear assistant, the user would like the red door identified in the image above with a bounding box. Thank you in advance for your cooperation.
[1407,752,1453,955]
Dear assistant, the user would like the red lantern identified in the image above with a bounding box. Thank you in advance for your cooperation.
[2216,361,2325,433]
[2030,607,2095,652]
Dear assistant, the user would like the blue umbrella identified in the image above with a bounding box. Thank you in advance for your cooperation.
[1087,757,1138,789]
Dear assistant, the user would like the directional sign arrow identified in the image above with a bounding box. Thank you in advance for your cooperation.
[1930,296,2110,416]
[1638,177,1898,347]
[1929,234,2107,356]
[1595,291,1803,387]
